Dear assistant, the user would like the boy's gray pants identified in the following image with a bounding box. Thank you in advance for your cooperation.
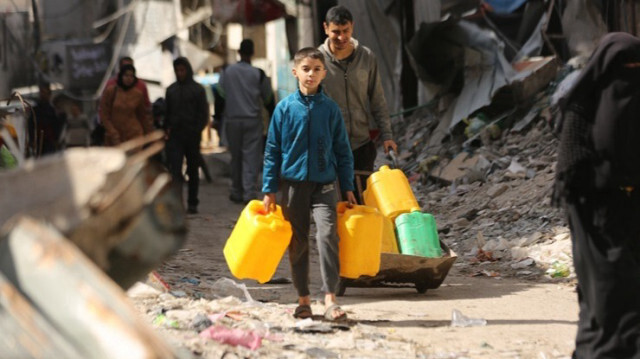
[281,180,340,297]
[224,118,263,201]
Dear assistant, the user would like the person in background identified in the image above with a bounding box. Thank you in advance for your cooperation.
[105,56,150,111]
[27,83,65,156]
[211,81,226,147]
[99,64,154,146]
[554,32,640,357]
[318,5,398,200]
[263,47,356,321]
[61,100,91,148]
[164,57,210,214]
[218,39,275,204]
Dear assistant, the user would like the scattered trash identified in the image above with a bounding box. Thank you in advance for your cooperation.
[210,277,257,304]
[146,271,171,292]
[153,314,180,329]
[481,270,500,278]
[305,347,339,358]
[179,277,201,285]
[507,158,527,175]
[190,313,213,332]
[546,261,570,278]
[199,325,263,350]
[464,114,489,138]
[294,318,335,334]
[472,248,498,263]
[170,290,188,298]
[127,281,162,298]
[511,258,535,269]
[451,309,487,327]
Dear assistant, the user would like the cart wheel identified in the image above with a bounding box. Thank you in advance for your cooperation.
[337,279,347,297]
[415,281,428,294]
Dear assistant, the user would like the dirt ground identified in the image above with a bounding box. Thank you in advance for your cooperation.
[149,155,579,359]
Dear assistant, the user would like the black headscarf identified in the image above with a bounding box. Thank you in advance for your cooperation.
[117,63,138,90]
[554,32,640,205]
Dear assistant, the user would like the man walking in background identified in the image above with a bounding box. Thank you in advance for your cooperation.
[164,57,210,214]
[318,5,397,199]
[218,39,275,204]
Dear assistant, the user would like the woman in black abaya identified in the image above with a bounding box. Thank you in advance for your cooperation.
[555,32,640,357]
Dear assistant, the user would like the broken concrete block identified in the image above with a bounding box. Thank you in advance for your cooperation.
[487,184,509,198]
[431,152,481,183]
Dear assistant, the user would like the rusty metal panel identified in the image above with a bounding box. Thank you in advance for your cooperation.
[0,217,182,359]
[0,273,82,359]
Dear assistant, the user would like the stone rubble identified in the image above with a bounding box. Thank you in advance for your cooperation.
[388,89,574,282]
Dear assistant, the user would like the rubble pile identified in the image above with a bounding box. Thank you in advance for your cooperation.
[390,93,574,280]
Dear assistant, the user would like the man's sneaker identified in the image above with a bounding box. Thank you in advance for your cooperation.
[187,206,198,214]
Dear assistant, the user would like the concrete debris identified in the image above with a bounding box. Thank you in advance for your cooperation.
[388,66,576,282]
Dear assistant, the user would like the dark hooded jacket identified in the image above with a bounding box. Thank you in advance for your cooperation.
[164,57,209,138]
[554,32,640,205]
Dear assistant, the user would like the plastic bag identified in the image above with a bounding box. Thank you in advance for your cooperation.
[451,309,487,327]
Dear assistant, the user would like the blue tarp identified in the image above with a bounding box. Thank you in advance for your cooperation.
[484,0,529,14]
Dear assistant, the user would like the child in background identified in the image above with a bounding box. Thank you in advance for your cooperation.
[262,47,357,321]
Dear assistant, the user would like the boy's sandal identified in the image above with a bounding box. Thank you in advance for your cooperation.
[324,304,347,322]
[293,304,313,319]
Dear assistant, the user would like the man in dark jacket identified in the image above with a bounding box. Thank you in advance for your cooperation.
[28,83,65,156]
[165,57,210,214]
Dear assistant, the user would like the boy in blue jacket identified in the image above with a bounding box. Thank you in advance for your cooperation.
[263,47,357,321]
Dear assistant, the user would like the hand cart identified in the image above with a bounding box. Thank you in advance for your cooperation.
[338,151,457,296]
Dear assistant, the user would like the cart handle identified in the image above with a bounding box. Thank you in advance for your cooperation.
[388,149,399,169]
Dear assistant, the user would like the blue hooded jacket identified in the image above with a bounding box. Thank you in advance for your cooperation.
[262,87,354,193]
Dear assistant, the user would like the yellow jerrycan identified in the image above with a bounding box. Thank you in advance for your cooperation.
[336,202,383,279]
[224,200,292,283]
[363,165,420,221]
[380,216,399,253]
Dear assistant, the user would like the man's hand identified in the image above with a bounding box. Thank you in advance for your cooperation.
[383,139,398,154]
[263,193,276,212]
[345,191,357,207]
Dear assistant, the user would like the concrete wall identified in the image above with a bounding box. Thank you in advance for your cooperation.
[0,12,33,98]
[41,0,95,39]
